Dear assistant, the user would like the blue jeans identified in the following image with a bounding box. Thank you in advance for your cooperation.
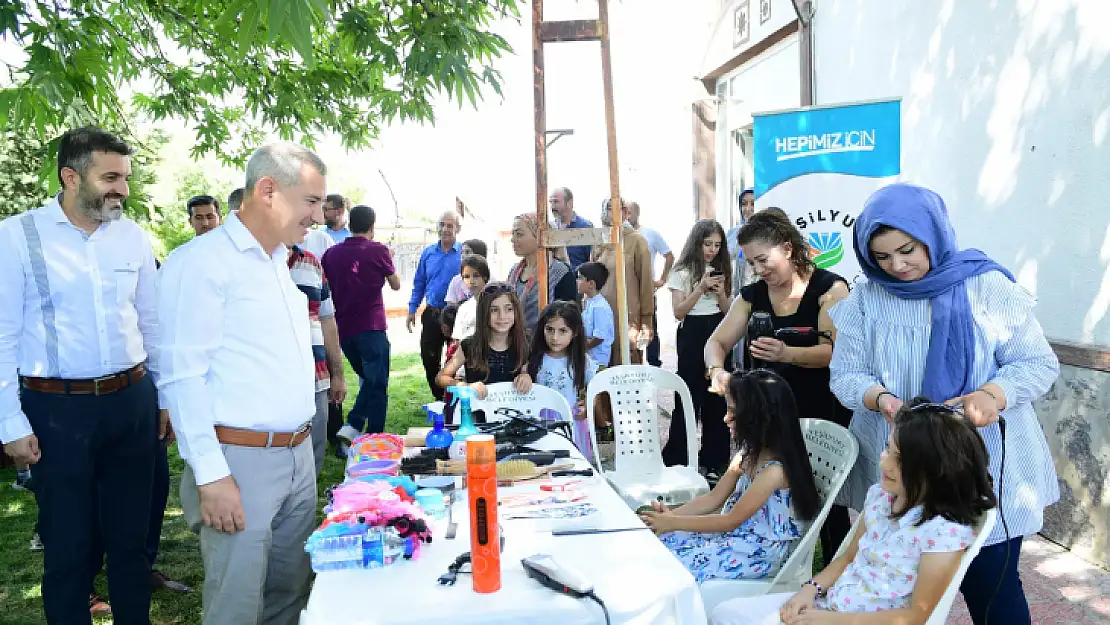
[341,330,391,434]
[959,536,1029,625]
[23,374,158,625]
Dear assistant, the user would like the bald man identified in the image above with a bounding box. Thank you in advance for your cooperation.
[407,211,462,400]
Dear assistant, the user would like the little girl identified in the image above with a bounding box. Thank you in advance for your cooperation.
[641,369,820,583]
[437,282,532,400]
[661,219,733,480]
[710,399,997,625]
[526,301,599,454]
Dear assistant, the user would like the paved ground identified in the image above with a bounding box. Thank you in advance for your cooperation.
[389,291,1110,624]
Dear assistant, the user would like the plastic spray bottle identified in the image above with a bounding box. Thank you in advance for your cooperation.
[447,386,479,460]
[466,434,501,593]
[423,406,453,450]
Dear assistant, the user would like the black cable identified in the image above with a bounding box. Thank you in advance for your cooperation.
[983,417,1010,625]
[585,590,611,625]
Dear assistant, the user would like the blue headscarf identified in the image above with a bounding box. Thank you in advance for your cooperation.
[853,183,1015,401]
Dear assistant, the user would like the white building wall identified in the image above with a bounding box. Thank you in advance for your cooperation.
[812,0,1110,347]
[810,0,1110,567]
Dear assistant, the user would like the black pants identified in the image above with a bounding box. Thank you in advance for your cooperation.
[341,329,391,434]
[646,296,662,367]
[661,313,730,471]
[419,306,448,401]
[960,537,1030,624]
[24,375,157,625]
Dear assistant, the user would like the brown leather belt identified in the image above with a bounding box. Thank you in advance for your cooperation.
[214,423,312,448]
[21,363,146,396]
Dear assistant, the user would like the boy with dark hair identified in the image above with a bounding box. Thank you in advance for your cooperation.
[576,262,614,366]
[446,238,488,304]
[321,204,401,447]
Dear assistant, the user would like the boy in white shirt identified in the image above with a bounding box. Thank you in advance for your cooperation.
[451,255,490,342]
[576,262,615,367]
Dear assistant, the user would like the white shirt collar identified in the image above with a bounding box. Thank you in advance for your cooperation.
[223,211,287,259]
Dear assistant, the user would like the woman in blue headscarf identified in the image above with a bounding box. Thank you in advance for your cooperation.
[829,183,1059,625]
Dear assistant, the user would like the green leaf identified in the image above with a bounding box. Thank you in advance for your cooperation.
[268,0,289,44]
[285,0,315,64]
[238,5,261,55]
[215,0,250,36]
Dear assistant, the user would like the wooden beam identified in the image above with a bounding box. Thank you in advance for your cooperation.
[540,20,601,42]
[543,227,612,248]
[1050,341,1110,373]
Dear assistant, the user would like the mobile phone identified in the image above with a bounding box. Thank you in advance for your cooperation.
[709,269,723,278]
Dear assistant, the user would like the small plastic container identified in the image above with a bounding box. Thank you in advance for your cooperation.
[346,458,401,479]
[415,488,447,519]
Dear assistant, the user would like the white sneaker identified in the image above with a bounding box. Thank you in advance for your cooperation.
[336,424,360,442]
[29,533,43,551]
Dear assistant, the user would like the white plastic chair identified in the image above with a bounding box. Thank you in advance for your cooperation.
[700,418,859,614]
[586,366,709,509]
[826,507,998,625]
[471,382,574,423]
[423,383,574,425]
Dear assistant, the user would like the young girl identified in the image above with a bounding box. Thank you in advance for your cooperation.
[710,399,997,625]
[437,282,532,399]
[641,369,820,583]
[660,219,733,479]
[526,301,599,454]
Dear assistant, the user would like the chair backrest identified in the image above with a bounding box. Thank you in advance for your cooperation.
[585,366,697,476]
[470,382,574,424]
[762,419,859,588]
[830,507,997,625]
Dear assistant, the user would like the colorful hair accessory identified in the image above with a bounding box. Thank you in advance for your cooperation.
[349,433,405,461]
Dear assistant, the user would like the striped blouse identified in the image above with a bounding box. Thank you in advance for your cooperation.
[829,271,1060,545]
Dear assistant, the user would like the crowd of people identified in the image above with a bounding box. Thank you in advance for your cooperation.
[0,126,1061,625]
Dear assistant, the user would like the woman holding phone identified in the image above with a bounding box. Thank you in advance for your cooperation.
[660,220,733,479]
[704,208,854,552]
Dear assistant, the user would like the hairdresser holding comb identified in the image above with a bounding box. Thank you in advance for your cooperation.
[829,183,1059,625]
[705,207,853,554]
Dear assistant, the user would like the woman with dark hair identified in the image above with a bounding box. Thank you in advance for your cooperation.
[703,208,853,553]
[660,219,734,476]
[711,399,997,625]
[828,182,1059,624]
[507,214,577,336]
[641,369,819,583]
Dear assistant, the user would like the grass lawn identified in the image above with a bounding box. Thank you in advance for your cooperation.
[0,352,432,625]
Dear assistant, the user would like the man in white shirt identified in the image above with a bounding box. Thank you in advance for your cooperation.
[0,127,167,624]
[187,194,223,236]
[157,142,327,625]
[628,201,674,367]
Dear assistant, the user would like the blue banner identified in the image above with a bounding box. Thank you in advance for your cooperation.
[753,100,901,197]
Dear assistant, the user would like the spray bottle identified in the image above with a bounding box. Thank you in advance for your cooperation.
[423,406,453,450]
[446,386,480,460]
[466,434,501,593]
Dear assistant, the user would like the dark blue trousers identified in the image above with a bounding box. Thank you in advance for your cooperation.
[23,375,158,625]
[341,330,391,434]
[960,536,1030,625]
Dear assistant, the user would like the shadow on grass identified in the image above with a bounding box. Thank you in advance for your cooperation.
[0,352,431,625]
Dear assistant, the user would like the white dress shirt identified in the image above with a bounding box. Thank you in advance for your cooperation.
[0,198,159,443]
[156,212,316,485]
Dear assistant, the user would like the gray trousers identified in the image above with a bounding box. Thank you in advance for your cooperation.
[181,440,316,625]
[310,390,328,478]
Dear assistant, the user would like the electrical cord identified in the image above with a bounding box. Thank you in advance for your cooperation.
[983,416,1010,625]
[585,590,611,625]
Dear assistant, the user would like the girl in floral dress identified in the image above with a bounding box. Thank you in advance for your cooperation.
[640,370,820,582]
[711,399,998,625]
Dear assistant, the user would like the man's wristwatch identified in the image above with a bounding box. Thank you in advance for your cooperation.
[802,579,828,598]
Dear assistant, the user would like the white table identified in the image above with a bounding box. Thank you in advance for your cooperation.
[301,434,707,625]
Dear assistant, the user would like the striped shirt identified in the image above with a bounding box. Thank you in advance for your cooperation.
[829,271,1060,545]
[288,246,334,393]
[0,198,160,443]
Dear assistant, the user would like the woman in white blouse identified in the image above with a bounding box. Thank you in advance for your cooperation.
[829,183,1059,624]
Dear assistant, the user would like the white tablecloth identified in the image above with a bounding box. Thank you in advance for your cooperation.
[301,434,707,625]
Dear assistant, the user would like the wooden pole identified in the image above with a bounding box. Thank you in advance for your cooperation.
[532,0,550,310]
[598,0,630,365]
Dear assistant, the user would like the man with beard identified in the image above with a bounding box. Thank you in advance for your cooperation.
[158,142,327,624]
[0,127,166,624]
[322,193,351,243]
